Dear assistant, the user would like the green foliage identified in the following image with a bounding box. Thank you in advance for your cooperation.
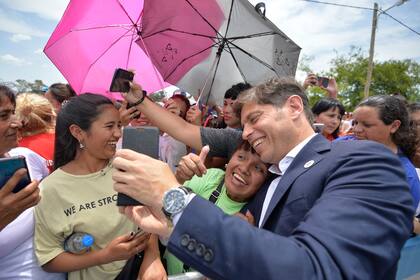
[5,79,47,94]
[299,46,420,111]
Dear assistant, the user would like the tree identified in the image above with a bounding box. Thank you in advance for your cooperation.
[328,47,420,110]
[300,47,420,111]
[2,79,48,94]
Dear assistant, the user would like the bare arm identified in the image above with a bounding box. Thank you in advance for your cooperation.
[138,234,167,280]
[43,250,108,273]
[126,83,203,151]
[43,232,150,272]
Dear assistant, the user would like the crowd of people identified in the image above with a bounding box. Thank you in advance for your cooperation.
[0,73,419,279]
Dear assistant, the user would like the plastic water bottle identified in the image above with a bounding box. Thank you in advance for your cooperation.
[64,232,94,254]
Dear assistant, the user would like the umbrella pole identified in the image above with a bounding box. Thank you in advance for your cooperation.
[197,43,225,105]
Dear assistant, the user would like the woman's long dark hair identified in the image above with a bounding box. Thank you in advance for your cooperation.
[48,83,76,104]
[312,98,345,139]
[53,93,113,170]
[357,95,417,158]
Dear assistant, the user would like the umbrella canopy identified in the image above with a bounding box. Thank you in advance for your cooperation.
[139,0,301,105]
[44,0,223,100]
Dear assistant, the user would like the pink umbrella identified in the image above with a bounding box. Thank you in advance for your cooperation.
[44,0,224,100]
[139,0,301,105]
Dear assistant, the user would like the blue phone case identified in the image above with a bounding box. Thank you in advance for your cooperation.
[0,156,31,193]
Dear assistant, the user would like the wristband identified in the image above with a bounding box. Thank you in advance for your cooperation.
[129,90,147,107]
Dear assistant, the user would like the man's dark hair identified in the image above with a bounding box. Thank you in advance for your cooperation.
[235,77,313,123]
[224,82,252,100]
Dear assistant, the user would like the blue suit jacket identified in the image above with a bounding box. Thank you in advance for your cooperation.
[168,135,414,279]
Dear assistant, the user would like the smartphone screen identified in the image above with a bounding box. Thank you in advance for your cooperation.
[313,123,325,134]
[117,126,160,206]
[318,77,329,88]
[109,68,134,92]
[0,156,31,193]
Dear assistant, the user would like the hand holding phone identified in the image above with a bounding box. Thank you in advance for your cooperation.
[317,76,330,88]
[0,156,32,193]
[313,123,325,134]
[0,158,40,230]
[110,68,135,92]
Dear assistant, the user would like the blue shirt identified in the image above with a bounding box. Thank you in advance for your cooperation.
[398,153,420,209]
[335,136,420,209]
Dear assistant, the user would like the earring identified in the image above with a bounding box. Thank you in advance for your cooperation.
[79,141,85,149]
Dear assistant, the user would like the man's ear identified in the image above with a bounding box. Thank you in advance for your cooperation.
[287,95,304,120]
[390,119,401,134]
[69,124,84,143]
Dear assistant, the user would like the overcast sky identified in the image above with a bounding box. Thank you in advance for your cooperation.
[0,0,419,85]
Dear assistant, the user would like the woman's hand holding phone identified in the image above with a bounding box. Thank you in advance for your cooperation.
[0,169,40,230]
[101,230,151,263]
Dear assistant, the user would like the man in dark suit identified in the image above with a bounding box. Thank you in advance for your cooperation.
[113,77,413,279]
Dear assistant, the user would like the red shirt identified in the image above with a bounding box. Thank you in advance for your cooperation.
[19,133,55,172]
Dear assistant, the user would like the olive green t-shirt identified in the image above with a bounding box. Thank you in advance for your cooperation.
[34,164,136,280]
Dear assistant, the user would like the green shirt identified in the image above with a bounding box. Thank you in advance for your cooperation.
[165,168,246,275]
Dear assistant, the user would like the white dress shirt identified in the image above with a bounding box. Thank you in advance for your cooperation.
[258,133,316,227]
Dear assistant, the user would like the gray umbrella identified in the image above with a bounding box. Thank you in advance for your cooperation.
[142,0,301,105]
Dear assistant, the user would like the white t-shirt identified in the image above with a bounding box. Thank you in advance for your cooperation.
[159,133,187,172]
[0,148,64,280]
[8,147,49,180]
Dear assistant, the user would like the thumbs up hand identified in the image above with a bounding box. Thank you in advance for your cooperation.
[175,145,210,184]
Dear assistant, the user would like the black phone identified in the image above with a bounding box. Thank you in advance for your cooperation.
[109,68,134,92]
[117,126,160,206]
[0,156,31,193]
[317,76,329,88]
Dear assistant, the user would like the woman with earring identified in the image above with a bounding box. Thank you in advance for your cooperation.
[34,94,152,280]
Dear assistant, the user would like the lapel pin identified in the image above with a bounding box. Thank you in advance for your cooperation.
[304,160,315,169]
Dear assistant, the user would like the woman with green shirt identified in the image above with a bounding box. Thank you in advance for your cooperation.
[165,140,269,275]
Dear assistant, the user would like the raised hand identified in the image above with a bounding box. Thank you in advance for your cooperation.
[175,145,209,184]
[119,99,140,126]
[321,77,338,99]
[303,73,318,89]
